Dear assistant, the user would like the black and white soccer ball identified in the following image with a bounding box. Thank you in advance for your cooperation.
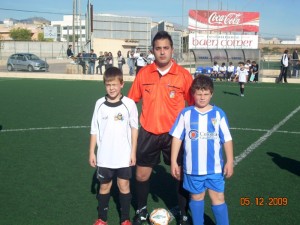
[149,208,171,225]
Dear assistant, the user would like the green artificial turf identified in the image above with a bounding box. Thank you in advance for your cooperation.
[0,78,299,225]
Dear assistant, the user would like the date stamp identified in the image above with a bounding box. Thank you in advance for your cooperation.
[240,197,288,206]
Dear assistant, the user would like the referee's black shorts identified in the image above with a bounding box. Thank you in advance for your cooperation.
[136,126,183,167]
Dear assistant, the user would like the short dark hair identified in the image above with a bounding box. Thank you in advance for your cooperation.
[103,67,123,83]
[152,31,173,48]
[190,75,214,95]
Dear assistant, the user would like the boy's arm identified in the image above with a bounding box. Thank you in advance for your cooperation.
[89,134,97,168]
[171,137,183,180]
[223,140,234,178]
[130,127,138,166]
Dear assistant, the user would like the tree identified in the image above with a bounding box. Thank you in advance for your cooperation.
[272,47,281,54]
[262,47,271,54]
[10,27,32,41]
[68,34,79,42]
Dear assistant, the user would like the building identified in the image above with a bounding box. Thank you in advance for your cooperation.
[51,15,86,48]
[91,14,152,57]
[281,36,300,45]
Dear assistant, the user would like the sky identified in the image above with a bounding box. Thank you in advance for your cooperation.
[0,0,299,39]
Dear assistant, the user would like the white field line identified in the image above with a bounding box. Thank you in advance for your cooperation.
[233,105,300,166]
[1,126,300,134]
[230,127,300,135]
[0,125,90,132]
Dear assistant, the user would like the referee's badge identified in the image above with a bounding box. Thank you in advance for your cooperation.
[169,90,175,98]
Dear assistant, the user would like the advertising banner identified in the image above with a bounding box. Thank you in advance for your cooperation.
[44,26,57,39]
[189,10,260,32]
[189,33,258,49]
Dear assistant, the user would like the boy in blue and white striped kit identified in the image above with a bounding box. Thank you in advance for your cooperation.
[170,75,234,225]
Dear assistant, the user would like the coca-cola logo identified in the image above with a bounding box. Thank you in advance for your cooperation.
[208,12,242,25]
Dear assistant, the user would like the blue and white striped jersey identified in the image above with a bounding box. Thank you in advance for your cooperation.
[170,105,232,175]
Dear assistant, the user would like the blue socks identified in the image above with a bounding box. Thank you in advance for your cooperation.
[189,200,229,225]
[211,203,229,225]
[189,199,204,225]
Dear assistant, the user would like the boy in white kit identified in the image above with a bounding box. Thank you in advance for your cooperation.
[89,67,139,225]
[234,62,248,97]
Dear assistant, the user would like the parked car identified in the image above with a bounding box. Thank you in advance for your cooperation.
[7,53,49,72]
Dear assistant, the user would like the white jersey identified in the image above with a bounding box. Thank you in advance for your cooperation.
[136,56,147,67]
[219,66,226,72]
[170,105,232,175]
[147,54,155,64]
[227,65,235,73]
[237,69,248,82]
[245,63,251,72]
[90,96,138,168]
[235,66,240,74]
[212,65,219,72]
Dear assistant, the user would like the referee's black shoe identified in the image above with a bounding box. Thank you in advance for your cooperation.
[132,207,149,225]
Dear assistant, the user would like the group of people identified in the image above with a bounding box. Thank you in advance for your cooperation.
[68,45,156,76]
[120,49,154,76]
[67,45,98,75]
[89,31,234,225]
[209,60,259,83]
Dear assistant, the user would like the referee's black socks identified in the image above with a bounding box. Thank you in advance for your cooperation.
[135,180,150,211]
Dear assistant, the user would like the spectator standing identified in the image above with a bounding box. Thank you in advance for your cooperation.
[96,51,105,75]
[83,51,89,74]
[133,48,141,74]
[135,53,148,75]
[76,52,86,74]
[117,50,125,73]
[127,51,135,76]
[106,52,114,69]
[250,61,259,82]
[133,48,141,59]
[128,31,193,225]
[296,60,300,78]
[88,49,97,75]
[102,52,108,70]
[146,50,155,64]
[292,49,299,77]
[278,49,289,83]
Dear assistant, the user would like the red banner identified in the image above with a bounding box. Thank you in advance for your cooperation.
[189,10,260,32]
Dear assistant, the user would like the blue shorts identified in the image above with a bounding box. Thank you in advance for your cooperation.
[183,173,225,194]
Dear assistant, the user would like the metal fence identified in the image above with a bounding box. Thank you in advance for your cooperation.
[0,41,71,60]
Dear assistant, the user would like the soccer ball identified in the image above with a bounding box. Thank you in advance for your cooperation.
[149,208,171,225]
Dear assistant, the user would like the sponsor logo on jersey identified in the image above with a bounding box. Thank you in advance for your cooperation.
[189,130,218,140]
